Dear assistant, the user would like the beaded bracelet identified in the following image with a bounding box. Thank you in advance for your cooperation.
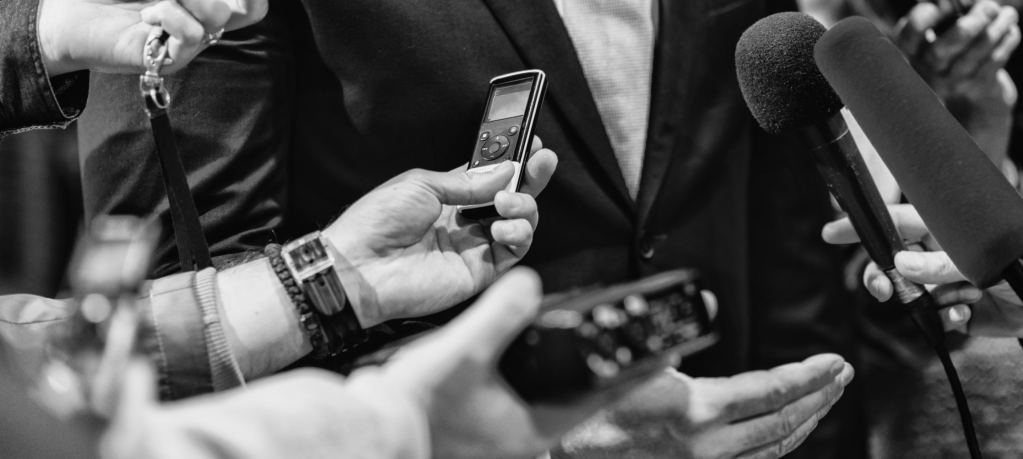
[265,244,331,359]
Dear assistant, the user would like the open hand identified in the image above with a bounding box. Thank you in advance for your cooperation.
[37,0,268,76]
[325,138,557,327]
[557,354,853,459]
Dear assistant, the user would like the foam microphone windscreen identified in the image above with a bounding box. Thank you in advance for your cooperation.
[735,12,843,134]
[815,17,1023,287]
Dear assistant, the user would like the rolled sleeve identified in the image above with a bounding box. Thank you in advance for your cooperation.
[0,0,88,138]
[138,272,213,401]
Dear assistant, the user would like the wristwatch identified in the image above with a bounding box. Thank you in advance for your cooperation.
[281,232,365,355]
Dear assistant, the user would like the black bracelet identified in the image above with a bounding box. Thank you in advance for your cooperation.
[265,244,330,359]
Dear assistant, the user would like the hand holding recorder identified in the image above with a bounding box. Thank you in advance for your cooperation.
[322,137,557,328]
[37,0,269,76]
[824,205,1023,337]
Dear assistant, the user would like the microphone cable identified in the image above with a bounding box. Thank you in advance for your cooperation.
[904,288,983,459]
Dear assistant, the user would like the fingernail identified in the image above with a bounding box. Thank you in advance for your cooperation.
[830,359,845,376]
[840,363,854,385]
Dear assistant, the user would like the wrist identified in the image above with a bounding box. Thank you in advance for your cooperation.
[217,259,311,379]
[36,0,77,77]
[322,226,387,328]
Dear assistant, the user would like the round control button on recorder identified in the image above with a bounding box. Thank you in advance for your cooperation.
[481,135,510,160]
[479,131,491,141]
[508,126,520,136]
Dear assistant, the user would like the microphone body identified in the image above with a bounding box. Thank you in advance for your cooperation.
[799,114,944,346]
[815,17,1023,297]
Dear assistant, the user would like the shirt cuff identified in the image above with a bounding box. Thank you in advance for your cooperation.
[194,268,246,392]
[137,272,213,400]
[0,0,88,138]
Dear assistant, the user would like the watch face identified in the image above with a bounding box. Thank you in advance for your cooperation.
[282,232,336,282]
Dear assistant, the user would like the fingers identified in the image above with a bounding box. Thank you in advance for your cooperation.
[494,191,539,229]
[492,191,538,256]
[930,282,981,332]
[894,2,943,58]
[440,268,543,361]
[530,135,544,154]
[491,219,534,253]
[717,354,846,422]
[176,0,233,32]
[939,304,973,333]
[407,162,516,206]
[822,205,929,245]
[923,1,1002,75]
[943,5,1019,79]
[141,2,206,48]
[820,216,856,244]
[518,148,558,197]
[727,363,853,456]
[864,262,894,302]
[894,250,967,285]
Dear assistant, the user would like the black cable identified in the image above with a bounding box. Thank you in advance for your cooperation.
[905,297,983,459]
[934,344,983,459]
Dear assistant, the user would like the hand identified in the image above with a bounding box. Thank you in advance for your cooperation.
[323,138,556,328]
[37,0,269,77]
[822,204,1023,336]
[380,267,660,459]
[893,1,1020,165]
[557,354,853,459]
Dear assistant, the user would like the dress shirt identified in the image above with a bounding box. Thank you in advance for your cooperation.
[553,0,657,198]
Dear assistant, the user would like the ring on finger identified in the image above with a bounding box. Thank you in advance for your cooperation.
[202,28,225,46]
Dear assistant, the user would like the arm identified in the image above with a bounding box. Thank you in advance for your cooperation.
[0,0,87,137]
[104,269,666,459]
[0,0,267,139]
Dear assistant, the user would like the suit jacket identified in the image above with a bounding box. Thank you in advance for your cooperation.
[78,1,864,456]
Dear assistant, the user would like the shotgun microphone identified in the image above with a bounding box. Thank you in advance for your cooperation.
[815,16,1023,313]
[736,13,982,459]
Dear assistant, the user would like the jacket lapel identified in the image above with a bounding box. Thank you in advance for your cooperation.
[636,0,701,223]
[481,0,634,209]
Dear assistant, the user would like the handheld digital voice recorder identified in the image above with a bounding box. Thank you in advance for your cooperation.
[458,70,548,220]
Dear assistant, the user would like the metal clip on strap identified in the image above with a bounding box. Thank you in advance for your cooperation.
[141,32,212,272]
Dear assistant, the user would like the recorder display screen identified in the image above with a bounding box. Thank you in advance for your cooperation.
[487,79,533,121]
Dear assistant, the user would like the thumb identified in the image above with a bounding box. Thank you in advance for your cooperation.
[416,162,516,206]
[895,250,966,285]
[440,267,542,360]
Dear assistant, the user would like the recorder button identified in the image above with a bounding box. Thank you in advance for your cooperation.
[508,126,520,136]
[479,131,491,141]
[482,136,510,160]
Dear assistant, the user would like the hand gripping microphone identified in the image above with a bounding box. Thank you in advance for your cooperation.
[736,13,983,458]
[815,17,1023,308]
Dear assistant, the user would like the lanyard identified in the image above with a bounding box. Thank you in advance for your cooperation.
[140,32,212,272]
